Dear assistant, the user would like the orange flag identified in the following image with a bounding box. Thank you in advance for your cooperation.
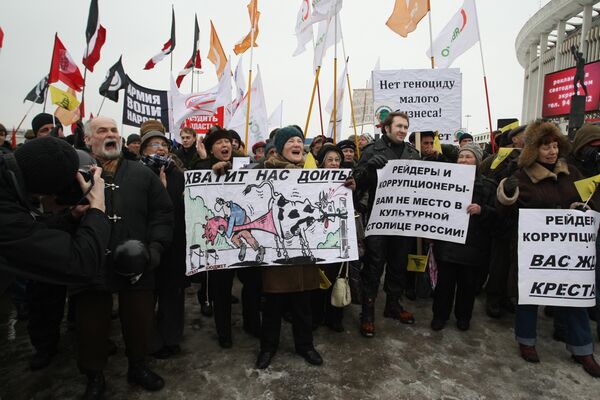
[386,0,429,38]
[208,20,228,78]
[233,0,260,55]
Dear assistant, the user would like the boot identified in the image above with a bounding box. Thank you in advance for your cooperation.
[572,354,600,378]
[383,296,415,324]
[127,361,165,391]
[359,298,375,338]
[82,371,105,400]
[518,344,540,363]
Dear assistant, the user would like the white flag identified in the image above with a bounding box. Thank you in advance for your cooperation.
[367,57,381,87]
[312,0,343,22]
[325,64,347,138]
[233,55,246,113]
[426,0,480,68]
[214,59,232,111]
[169,77,218,130]
[313,14,342,72]
[293,0,314,56]
[226,66,269,152]
[268,101,283,129]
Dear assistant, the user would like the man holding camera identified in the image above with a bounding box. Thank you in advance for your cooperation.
[74,116,173,399]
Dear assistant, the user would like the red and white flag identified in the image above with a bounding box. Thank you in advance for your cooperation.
[49,35,85,92]
[0,27,4,55]
[144,8,176,70]
[176,14,202,88]
[82,0,106,72]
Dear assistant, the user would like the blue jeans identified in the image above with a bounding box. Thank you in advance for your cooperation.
[516,304,594,355]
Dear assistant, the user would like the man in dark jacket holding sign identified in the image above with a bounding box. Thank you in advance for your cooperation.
[74,116,173,399]
[354,111,420,338]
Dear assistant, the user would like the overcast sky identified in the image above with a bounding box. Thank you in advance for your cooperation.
[0,0,548,138]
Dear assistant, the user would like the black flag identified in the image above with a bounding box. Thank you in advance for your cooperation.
[23,75,49,104]
[85,0,99,43]
[99,57,127,102]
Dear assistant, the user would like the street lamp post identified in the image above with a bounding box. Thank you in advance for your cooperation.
[464,114,472,132]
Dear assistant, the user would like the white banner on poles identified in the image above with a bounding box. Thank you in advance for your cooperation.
[518,209,599,307]
[372,68,461,143]
[365,159,475,243]
[184,168,358,274]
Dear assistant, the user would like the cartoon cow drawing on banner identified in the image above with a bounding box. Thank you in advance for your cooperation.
[242,180,347,262]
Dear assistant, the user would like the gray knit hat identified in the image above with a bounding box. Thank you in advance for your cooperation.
[459,143,483,166]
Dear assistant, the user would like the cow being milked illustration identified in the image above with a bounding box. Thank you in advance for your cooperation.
[202,198,266,263]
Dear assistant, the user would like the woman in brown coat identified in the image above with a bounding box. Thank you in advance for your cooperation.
[497,121,600,377]
[255,126,323,369]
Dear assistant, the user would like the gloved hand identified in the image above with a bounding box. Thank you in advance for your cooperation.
[113,240,149,284]
[367,154,388,170]
[503,176,519,197]
[571,202,590,212]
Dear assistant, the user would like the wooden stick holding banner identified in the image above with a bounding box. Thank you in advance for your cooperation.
[340,32,358,148]
[332,12,338,143]
[316,79,325,136]
[305,67,321,135]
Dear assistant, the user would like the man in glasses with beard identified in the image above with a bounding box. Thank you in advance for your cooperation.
[74,116,174,399]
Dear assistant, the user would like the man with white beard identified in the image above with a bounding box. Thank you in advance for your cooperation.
[74,116,174,399]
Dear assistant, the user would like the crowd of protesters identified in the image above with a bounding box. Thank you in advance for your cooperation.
[1,111,600,399]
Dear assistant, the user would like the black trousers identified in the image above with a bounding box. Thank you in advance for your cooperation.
[485,231,513,306]
[210,268,261,340]
[75,289,154,372]
[27,281,66,353]
[432,261,477,322]
[361,235,415,300]
[260,291,313,353]
[151,286,185,351]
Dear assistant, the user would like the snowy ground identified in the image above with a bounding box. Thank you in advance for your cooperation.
[1,284,599,400]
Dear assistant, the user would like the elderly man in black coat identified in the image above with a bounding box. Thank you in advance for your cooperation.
[74,116,173,399]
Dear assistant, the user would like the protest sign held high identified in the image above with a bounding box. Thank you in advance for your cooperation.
[372,69,462,143]
[122,75,169,128]
[184,168,358,274]
[518,209,599,307]
[365,159,475,244]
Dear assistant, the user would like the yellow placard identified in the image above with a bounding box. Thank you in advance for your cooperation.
[574,174,600,202]
[433,131,443,155]
[407,254,428,272]
[319,268,331,289]
[499,120,519,133]
[490,147,514,170]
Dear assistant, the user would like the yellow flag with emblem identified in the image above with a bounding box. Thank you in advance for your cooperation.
[491,148,515,170]
[433,131,443,155]
[500,120,519,133]
[574,174,600,202]
[49,85,80,111]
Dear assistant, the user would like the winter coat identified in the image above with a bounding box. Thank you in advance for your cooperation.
[0,153,110,286]
[96,158,174,292]
[155,167,189,289]
[260,154,320,294]
[433,174,497,267]
[497,159,588,296]
[174,145,200,170]
[354,134,420,215]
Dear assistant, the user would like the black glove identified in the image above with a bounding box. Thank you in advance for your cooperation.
[503,176,519,197]
[367,154,388,170]
[113,240,149,284]
[574,203,589,212]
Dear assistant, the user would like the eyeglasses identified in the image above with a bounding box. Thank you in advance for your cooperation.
[149,142,168,148]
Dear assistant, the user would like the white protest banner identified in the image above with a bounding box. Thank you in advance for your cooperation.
[365,159,475,244]
[184,168,358,274]
[232,157,251,170]
[372,68,461,143]
[518,209,599,307]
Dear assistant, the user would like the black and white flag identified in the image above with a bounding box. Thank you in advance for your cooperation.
[99,57,127,102]
[23,75,49,104]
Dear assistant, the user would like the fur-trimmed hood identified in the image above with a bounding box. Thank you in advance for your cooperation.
[518,121,570,168]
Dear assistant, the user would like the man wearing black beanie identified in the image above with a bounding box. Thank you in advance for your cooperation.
[31,112,62,138]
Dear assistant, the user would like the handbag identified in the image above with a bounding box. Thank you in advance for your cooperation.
[331,262,351,307]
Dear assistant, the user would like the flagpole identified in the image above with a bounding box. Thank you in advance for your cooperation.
[244,5,257,157]
[82,41,90,122]
[15,100,39,133]
[316,80,325,136]
[97,96,107,116]
[473,0,494,151]
[340,31,358,152]
[44,33,58,113]
[360,80,368,136]
[333,13,338,143]
[427,0,435,69]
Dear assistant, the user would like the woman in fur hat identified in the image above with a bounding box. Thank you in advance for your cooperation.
[497,121,600,377]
